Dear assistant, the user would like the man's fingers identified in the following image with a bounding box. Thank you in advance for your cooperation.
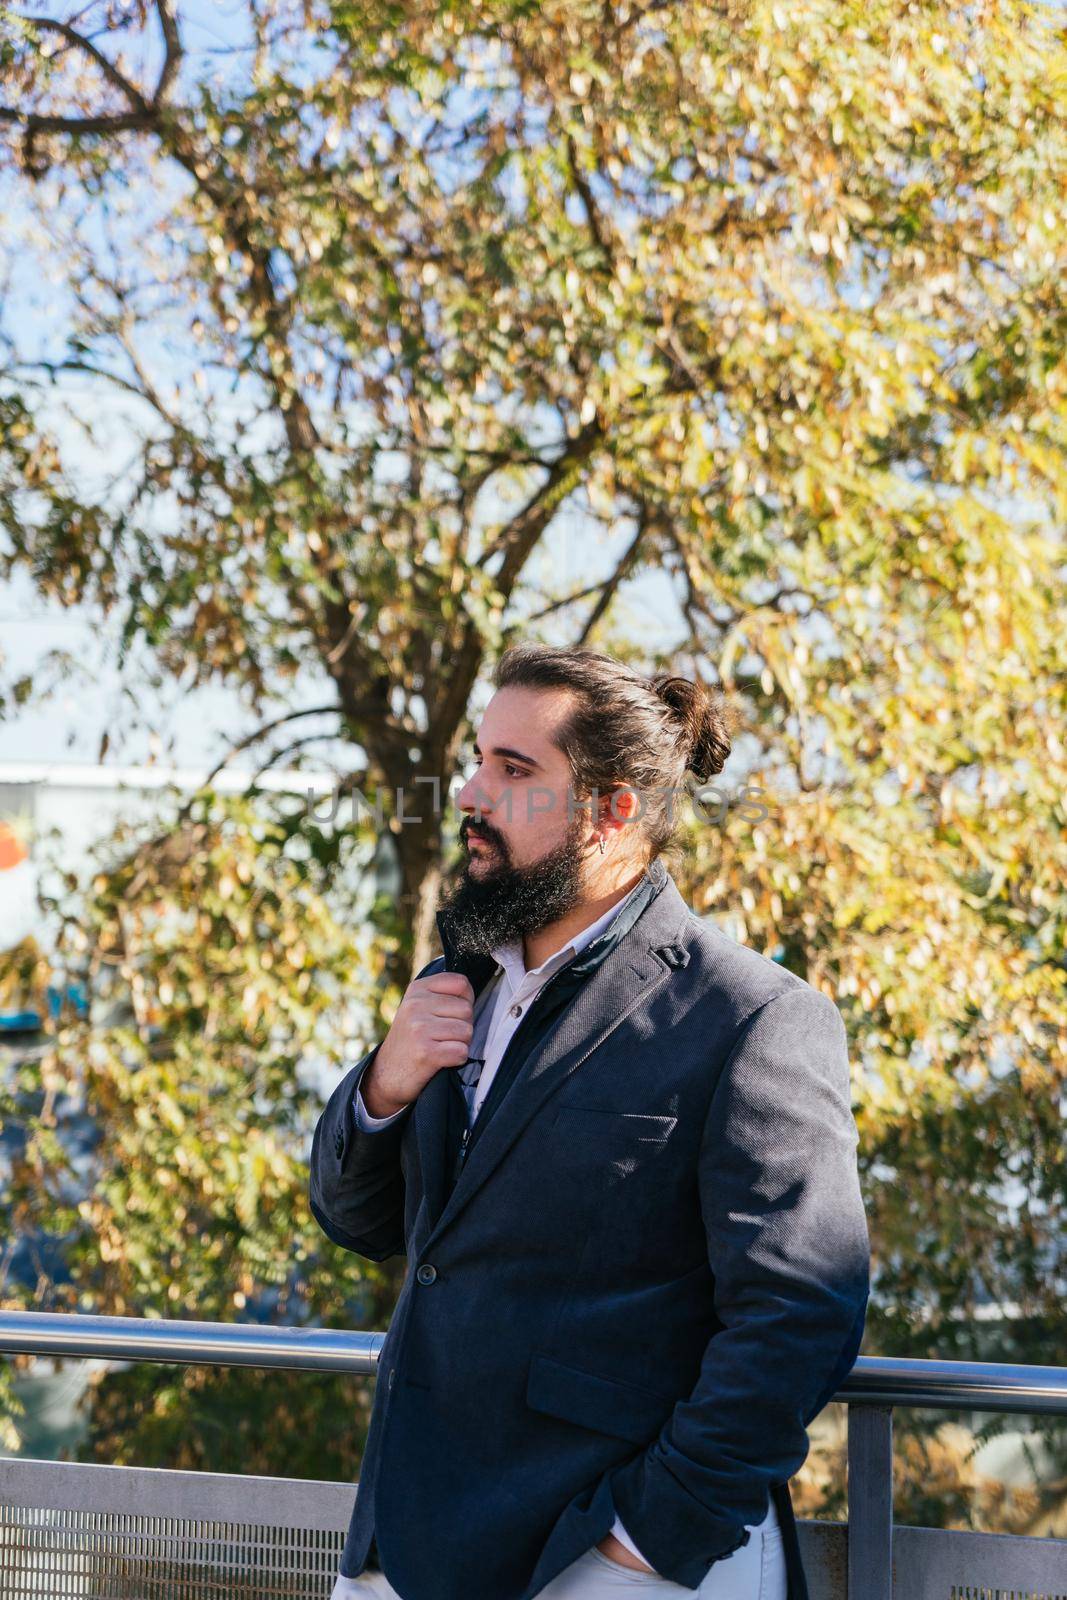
[428,1018,475,1043]
[437,1040,472,1065]
[419,995,474,1021]
[421,972,476,1001]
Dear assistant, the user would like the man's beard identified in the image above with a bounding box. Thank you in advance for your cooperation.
[438,815,589,958]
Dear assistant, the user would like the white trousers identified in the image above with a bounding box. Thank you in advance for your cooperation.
[331,1498,786,1600]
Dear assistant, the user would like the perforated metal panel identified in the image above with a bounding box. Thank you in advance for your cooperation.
[0,1458,355,1600]
[3,1458,1066,1600]
[796,1520,848,1600]
[0,1506,345,1596]
[949,1592,1067,1600]
[894,1525,1067,1600]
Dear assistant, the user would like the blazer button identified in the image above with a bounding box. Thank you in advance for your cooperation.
[416,1263,437,1285]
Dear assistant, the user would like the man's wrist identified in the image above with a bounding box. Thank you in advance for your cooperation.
[352,1086,408,1130]
[360,1057,410,1119]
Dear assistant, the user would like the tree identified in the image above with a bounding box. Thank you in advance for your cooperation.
[1,0,1064,1514]
[0,787,398,1477]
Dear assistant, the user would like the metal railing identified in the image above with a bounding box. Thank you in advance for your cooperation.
[1,1310,1065,1599]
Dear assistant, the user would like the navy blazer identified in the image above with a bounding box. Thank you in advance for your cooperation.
[309,859,870,1599]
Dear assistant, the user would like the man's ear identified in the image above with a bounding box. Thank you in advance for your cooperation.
[599,785,640,834]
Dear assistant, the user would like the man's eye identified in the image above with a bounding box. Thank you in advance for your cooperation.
[470,756,526,779]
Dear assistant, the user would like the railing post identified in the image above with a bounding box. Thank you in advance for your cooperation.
[847,1404,893,1600]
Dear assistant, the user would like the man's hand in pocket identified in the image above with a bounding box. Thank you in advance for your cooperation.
[595,1533,656,1574]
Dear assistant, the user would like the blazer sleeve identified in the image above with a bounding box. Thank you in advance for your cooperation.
[308,955,443,1261]
[606,984,870,1589]
[308,1042,412,1261]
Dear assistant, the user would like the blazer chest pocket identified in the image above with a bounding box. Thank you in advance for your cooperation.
[551,1106,677,1147]
[548,1106,676,1187]
[526,1352,675,1445]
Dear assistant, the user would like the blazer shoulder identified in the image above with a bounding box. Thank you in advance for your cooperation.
[675,911,839,1025]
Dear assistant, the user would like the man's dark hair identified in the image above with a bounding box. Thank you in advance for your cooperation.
[492,643,741,861]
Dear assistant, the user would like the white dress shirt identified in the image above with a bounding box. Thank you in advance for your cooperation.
[346,872,660,1576]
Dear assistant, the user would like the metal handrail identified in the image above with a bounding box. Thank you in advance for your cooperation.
[0,1309,384,1375]
[1,1310,1065,1416]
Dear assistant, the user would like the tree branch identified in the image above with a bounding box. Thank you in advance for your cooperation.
[575,509,648,644]
[474,416,602,596]
[565,130,616,273]
[153,1,183,103]
[247,732,340,786]
[199,705,344,793]
[33,18,150,112]
[0,106,154,136]
[6,7,181,127]
[527,579,617,622]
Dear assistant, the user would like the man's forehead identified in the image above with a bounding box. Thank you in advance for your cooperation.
[477,687,574,764]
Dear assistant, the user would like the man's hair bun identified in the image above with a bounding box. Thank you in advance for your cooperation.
[649,674,739,783]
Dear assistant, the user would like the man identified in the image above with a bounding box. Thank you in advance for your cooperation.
[310,643,870,1600]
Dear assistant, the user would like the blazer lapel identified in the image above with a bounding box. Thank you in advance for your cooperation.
[414,945,496,1233]
[421,875,690,1250]
[413,1068,452,1231]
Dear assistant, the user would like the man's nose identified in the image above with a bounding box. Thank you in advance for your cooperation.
[456,773,493,814]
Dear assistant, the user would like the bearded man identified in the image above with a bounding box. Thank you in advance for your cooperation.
[311,642,870,1600]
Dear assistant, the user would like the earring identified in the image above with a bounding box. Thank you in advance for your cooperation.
[598,835,606,855]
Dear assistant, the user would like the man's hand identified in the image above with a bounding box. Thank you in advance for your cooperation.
[360,972,475,1117]
[595,1533,656,1574]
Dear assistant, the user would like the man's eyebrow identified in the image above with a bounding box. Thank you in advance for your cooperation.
[473,740,543,772]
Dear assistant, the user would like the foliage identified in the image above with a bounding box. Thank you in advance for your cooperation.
[1,789,397,1471]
